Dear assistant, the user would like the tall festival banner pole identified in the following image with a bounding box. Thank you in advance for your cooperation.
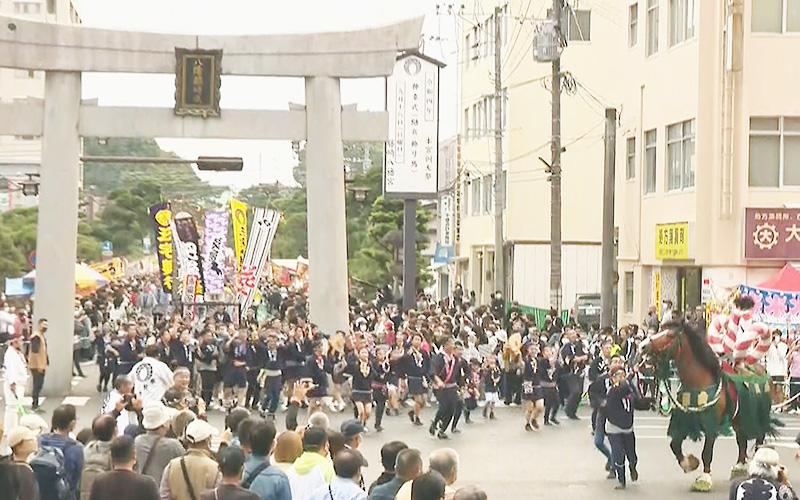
[237,208,280,322]
[148,202,175,293]
[230,199,249,277]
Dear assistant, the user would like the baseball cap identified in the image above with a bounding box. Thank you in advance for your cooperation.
[185,419,217,444]
[340,419,366,438]
[8,426,36,449]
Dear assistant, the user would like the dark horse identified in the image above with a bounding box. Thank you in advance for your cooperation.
[640,320,775,492]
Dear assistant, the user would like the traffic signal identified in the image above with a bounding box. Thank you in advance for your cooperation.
[195,156,244,171]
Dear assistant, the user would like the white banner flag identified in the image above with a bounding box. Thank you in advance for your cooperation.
[237,208,280,319]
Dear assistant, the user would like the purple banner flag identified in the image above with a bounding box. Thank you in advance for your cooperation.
[203,211,228,295]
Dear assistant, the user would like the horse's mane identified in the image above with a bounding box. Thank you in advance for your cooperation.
[662,319,721,378]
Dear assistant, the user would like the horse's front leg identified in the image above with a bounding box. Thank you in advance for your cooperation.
[671,437,699,473]
[730,431,750,480]
[701,435,716,474]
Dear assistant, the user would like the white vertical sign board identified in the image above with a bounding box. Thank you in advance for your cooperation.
[385,53,441,199]
[440,194,453,246]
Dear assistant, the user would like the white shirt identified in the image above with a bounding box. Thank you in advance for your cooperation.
[2,345,28,387]
[101,389,138,435]
[131,356,173,408]
[766,341,789,377]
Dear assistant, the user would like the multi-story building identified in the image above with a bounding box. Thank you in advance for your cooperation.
[454,1,624,309]
[616,0,800,324]
[0,0,82,210]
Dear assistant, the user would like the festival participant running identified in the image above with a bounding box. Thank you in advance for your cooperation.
[305,340,332,414]
[402,333,430,427]
[605,366,639,490]
[537,346,560,426]
[347,348,376,429]
[260,334,283,420]
[372,346,392,432]
[462,359,481,425]
[522,343,545,431]
[588,354,625,476]
[429,338,459,440]
[449,341,470,434]
[225,329,251,409]
[481,355,501,420]
[131,344,175,408]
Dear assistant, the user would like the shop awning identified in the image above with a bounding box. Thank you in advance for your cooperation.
[758,264,800,292]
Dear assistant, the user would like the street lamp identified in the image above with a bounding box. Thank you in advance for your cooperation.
[350,186,369,202]
[21,174,40,197]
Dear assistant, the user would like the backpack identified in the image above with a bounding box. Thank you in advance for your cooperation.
[30,444,71,500]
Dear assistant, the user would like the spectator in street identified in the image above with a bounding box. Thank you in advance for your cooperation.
[134,403,185,484]
[341,420,365,451]
[644,305,660,331]
[396,449,458,500]
[411,471,446,500]
[287,426,334,500]
[368,441,408,493]
[308,412,330,430]
[730,447,797,500]
[369,448,423,500]
[160,420,220,500]
[201,446,259,500]
[235,417,262,457]
[80,415,116,499]
[88,436,159,500]
[28,318,49,414]
[3,332,28,455]
[36,404,84,500]
[452,486,487,500]
[224,408,251,448]
[101,375,141,436]
[242,420,291,500]
[7,426,39,500]
[271,431,303,474]
[309,448,367,500]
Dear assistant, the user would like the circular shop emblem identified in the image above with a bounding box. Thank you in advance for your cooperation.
[404,58,422,77]
[753,223,779,250]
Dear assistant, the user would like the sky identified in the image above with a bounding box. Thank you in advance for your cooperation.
[77,0,461,189]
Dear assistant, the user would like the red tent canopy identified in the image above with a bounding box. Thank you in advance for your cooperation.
[758,264,800,292]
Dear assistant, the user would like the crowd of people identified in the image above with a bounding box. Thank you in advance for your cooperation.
[1,276,799,499]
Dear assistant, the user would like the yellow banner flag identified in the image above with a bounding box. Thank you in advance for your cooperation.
[230,199,248,274]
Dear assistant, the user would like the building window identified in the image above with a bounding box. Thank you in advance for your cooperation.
[646,0,659,56]
[463,108,470,139]
[749,117,800,187]
[567,9,591,41]
[626,137,636,180]
[669,0,696,46]
[500,170,507,208]
[483,175,493,214]
[465,32,472,67]
[644,129,657,194]
[471,178,481,215]
[666,119,695,190]
[14,2,41,14]
[625,272,635,314]
[629,3,639,46]
[752,0,800,33]
[461,181,469,216]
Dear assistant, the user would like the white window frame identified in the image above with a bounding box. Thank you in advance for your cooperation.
[646,0,659,56]
[669,0,696,46]
[626,136,636,180]
[461,180,469,216]
[666,119,695,191]
[471,178,482,216]
[748,117,800,187]
[629,3,639,47]
[625,272,635,314]
[464,108,470,139]
[465,32,472,67]
[14,2,41,14]
[752,0,800,33]
[644,129,657,194]
[483,175,493,214]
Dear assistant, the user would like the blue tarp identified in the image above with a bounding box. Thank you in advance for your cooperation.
[4,277,33,297]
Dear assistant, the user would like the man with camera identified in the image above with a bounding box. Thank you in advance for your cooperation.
[102,374,143,436]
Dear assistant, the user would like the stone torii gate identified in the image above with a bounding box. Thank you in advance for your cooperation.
[0,15,422,394]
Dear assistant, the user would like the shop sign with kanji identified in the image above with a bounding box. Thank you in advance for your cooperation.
[384,52,444,199]
[745,208,800,259]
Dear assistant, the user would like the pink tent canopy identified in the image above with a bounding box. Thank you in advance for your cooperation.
[758,264,800,292]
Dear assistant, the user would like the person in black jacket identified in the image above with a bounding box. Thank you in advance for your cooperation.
[260,334,282,419]
[605,366,639,490]
[305,340,332,413]
[537,346,559,425]
[401,333,430,427]
[522,343,545,431]
[588,340,612,432]
[346,347,376,428]
[588,354,625,476]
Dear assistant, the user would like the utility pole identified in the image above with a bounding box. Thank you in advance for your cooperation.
[549,0,563,311]
[403,199,416,310]
[600,108,617,328]
[493,6,505,300]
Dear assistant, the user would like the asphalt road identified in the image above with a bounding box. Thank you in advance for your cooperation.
[6,362,800,499]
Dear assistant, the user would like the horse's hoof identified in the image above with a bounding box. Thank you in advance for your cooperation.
[680,454,701,473]
[691,473,713,492]
[730,463,749,480]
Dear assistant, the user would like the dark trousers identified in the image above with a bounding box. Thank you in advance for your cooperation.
[594,411,612,465]
[434,387,459,432]
[73,353,85,376]
[608,432,638,484]
[200,370,217,407]
[245,370,261,408]
[373,387,387,428]
[98,367,113,392]
[262,376,282,415]
[542,386,559,421]
[451,396,464,430]
[31,370,45,408]
[564,373,583,417]
[790,377,800,410]
[504,371,522,405]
